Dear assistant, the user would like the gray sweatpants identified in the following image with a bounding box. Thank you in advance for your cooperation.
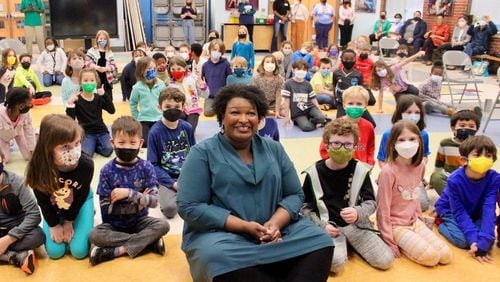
[331,224,394,273]
[159,185,177,219]
[89,216,170,258]
[4,227,45,252]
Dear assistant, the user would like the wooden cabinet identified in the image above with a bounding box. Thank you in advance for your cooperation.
[222,24,275,52]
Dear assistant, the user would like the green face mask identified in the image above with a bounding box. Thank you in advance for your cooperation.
[345,105,365,119]
[81,83,96,93]
[327,147,354,164]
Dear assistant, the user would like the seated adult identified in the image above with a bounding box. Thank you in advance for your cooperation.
[465,15,498,57]
[422,15,450,65]
[176,84,333,282]
[433,15,471,65]
[369,11,392,44]
[397,10,427,54]
[388,13,405,39]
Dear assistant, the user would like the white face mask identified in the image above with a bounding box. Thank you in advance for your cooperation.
[59,145,81,167]
[282,49,292,55]
[264,63,276,73]
[71,60,84,70]
[180,52,190,60]
[134,57,142,64]
[294,70,307,79]
[395,141,419,159]
[377,69,388,77]
[431,75,443,84]
[458,21,466,27]
[47,44,55,51]
[166,51,175,58]
[402,113,420,124]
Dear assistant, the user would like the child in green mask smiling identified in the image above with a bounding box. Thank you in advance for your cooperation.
[302,118,394,273]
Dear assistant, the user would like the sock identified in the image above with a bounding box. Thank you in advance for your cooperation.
[113,247,121,257]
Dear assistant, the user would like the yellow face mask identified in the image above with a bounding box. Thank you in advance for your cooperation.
[6,56,16,66]
[468,156,493,174]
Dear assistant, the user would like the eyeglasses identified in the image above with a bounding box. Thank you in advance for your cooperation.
[328,141,355,150]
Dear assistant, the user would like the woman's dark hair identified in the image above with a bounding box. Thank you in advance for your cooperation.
[4,87,30,109]
[394,13,402,19]
[45,37,59,48]
[213,85,269,126]
[391,95,426,131]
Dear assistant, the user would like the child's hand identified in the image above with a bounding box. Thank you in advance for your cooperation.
[390,244,401,257]
[67,92,80,106]
[50,225,64,243]
[416,50,426,57]
[340,207,358,224]
[282,118,292,127]
[29,86,35,96]
[111,188,129,204]
[468,243,493,263]
[97,85,105,96]
[324,224,340,237]
[62,221,74,243]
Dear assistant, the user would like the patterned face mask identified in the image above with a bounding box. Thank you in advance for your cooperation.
[59,145,81,166]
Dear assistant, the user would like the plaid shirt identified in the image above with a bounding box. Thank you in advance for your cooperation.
[418,78,441,102]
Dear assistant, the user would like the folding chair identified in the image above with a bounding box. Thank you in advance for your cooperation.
[442,51,482,108]
[482,71,500,133]
[0,39,25,55]
[378,37,399,65]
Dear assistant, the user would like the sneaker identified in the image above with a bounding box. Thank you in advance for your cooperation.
[89,247,116,266]
[148,237,165,256]
[472,106,483,120]
[9,250,36,275]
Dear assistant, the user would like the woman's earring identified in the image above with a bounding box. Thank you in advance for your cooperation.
[220,125,225,134]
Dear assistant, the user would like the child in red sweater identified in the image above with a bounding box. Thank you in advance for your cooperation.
[319,86,375,166]
[354,43,374,87]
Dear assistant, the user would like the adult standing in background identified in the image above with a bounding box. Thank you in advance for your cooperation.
[312,0,335,50]
[20,0,45,54]
[238,0,256,42]
[397,11,427,55]
[271,0,291,52]
[181,0,197,45]
[369,11,392,44]
[338,0,355,49]
[290,0,309,51]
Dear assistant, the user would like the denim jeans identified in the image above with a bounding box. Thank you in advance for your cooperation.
[271,16,288,51]
[315,22,332,49]
[438,213,484,250]
[316,94,335,108]
[82,132,113,157]
[182,19,195,45]
[43,73,64,86]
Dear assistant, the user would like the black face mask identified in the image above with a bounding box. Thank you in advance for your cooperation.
[163,108,184,122]
[19,105,31,114]
[208,37,216,42]
[114,148,140,163]
[380,15,386,20]
[342,61,355,70]
[397,52,407,58]
[21,62,31,70]
[414,17,420,21]
[455,128,476,141]
[359,53,369,60]
[238,34,246,39]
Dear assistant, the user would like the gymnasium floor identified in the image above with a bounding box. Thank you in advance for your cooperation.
[2,52,500,281]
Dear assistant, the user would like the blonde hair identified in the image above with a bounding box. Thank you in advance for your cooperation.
[231,56,248,68]
[342,86,369,105]
[185,0,196,9]
[95,30,111,51]
[301,41,314,51]
[236,25,249,42]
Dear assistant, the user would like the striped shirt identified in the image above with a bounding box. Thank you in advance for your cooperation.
[434,138,461,175]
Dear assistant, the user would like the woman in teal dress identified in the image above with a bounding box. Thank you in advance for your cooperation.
[177,85,333,282]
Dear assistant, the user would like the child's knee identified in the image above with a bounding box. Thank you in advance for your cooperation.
[161,203,178,219]
[414,246,440,266]
[46,243,67,259]
[69,242,90,259]
[438,244,453,265]
[152,217,171,235]
[369,252,394,270]
[330,251,347,273]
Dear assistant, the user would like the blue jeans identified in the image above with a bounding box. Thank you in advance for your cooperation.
[182,19,195,45]
[42,189,94,259]
[438,213,484,250]
[315,22,332,49]
[82,132,113,157]
[316,94,335,108]
[271,16,288,51]
[43,73,64,86]
[465,42,486,57]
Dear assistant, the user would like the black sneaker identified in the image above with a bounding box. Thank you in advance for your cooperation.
[89,247,116,266]
[9,250,36,275]
[148,238,165,256]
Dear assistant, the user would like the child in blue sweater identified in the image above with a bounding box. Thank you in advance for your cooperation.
[201,39,232,117]
[89,116,170,266]
[147,88,195,219]
[226,56,252,86]
[230,25,255,73]
[435,136,500,263]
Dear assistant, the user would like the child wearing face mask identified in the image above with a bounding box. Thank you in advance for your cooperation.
[164,45,177,64]
[252,55,284,117]
[88,116,170,266]
[86,30,117,101]
[282,59,327,131]
[61,51,86,108]
[430,110,481,195]
[435,136,499,263]
[0,149,44,275]
[377,120,452,267]
[230,25,255,73]
[120,49,147,102]
[1,48,18,90]
[26,114,95,260]
[327,44,340,69]
[302,119,394,274]
[130,57,167,148]
[226,56,252,86]
[152,52,169,83]
[311,58,333,110]
[202,29,220,58]
[418,62,456,116]
[279,41,294,79]
[0,88,35,164]
[66,69,115,158]
[178,43,193,71]
[147,88,196,219]
[168,56,208,132]
[291,41,314,80]
[14,53,52,106]
[201,39,232,117]
[36,37,67,87]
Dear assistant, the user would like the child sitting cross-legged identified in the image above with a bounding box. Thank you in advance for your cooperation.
[418,62,456,117]
[89,116,170,266]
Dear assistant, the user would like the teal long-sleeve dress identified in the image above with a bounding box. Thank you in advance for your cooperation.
[177,133,333,281]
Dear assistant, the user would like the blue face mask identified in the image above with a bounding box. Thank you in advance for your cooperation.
[234,68,246,77]
[145,69,157,80]
[98,40,107,48]
[321,69,331,77]
[329,50,338,57]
